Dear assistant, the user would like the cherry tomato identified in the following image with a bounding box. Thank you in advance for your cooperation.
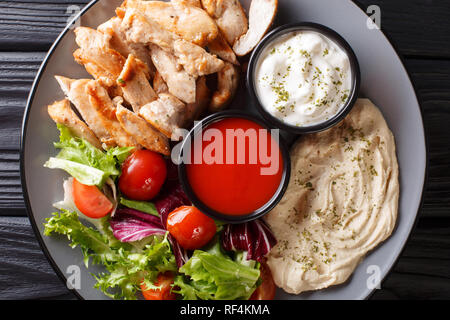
[72,179,113,219]
[141,272,177,300]
[166,206,216,250]
[119,149,167,200]
[250,262,276,300]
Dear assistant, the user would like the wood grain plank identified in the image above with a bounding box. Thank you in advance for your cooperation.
[0,52,44,214]
[0,52,45,150]
[0,216,75,299]
[0,0,89,51]
[0,0,449,58]
[372,272,450,300]
[405,59,450,218]
[0,150,23,215]
[358,0,450,59]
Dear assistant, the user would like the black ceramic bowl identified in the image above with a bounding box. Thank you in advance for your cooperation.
[247,22,361,134]
[177,110,291,224]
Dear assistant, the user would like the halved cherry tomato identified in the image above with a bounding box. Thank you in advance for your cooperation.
[141,272,177,300]
[250,262,276,300]
[119,149,167,201]
[166,206,216,250]
[72,179,113,219]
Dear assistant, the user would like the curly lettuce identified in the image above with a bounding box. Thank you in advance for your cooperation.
[44,210,176,300]
[44,124,134,186]
[173,240,260,300]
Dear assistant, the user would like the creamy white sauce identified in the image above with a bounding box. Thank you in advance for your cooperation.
[255,31,352,127]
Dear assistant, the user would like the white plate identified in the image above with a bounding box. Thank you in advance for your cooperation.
[21,0,426,300]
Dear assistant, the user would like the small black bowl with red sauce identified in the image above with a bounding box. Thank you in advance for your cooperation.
[178,110,290,224]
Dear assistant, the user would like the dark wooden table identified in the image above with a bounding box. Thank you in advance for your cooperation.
[1,0,449,300]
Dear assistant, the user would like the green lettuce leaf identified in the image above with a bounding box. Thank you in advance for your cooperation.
[119,197,159,217]
[174,240,260,300]
[44,210,176,300]
[45,124,134,186]
[44,157,106,186]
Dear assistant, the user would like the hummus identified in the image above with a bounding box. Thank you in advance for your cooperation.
[265,99,399,294]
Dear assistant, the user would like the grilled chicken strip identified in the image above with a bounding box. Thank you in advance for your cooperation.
[115,103,170,156]
[153,71,169,94]
[185,76,211,124]
[85,80,140,148]
[123,0,218,47]
[121,10,224,77]
[55,76,140,148]
[117,54,157,112]
[149,44,196,104]
[201,0,248,45]
[172,39,225,77]
[55,76,114,147]
[152,72,210,125]
[210,61,240,112]
[73,27,126,81]
[139,93,186,140]
[233,0,278,56]
[97,17,155,78]
[172,0,202,8]
[207,32,239,65]
[47,99,102,149]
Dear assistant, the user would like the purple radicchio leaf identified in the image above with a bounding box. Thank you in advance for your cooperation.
[221,219,277,262]
[222,222,253,253]
[154,182,191,268]
[115,208,164,226]
[155,182,191,229]
[248,220,277,261]
[111,183,192,267]
[110,208,165,242]
[168,234,190,268]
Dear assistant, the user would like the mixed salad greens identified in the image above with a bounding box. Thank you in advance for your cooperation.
[43,125,277,300]
[44,124,133,187]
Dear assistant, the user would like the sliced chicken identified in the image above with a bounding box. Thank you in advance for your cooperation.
[97,76,123,98]
[207,32,239,65]
[153,71,169,94]
[74,25,108,48]
[172,0,202,8]
[115,104,170,156]
[117,54,157,112]
[233,0,278,56]
[201,0,248,45]
[55,76,115,147]
[172,40,225,77]
[185,76,211,124]
[121,10,224,77]
[85,80,141,148]
[123,0,218,47]
[73,27,126,80]
[47,99,102,149]
[152,72,210,124]
[149,44,196,104]
[97,17,132,60]
[115,6,127,19]
[139,93,186,140]
[55,75,140,148]
[97,16,155,78]
[210,61,240,112]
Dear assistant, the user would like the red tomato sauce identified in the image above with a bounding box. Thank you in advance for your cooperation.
[185,118,283,216]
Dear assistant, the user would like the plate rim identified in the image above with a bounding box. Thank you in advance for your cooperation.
[19,0,428,300]
[349,0,428,300]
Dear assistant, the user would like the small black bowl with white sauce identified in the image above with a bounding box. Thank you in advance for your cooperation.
[247,22,361,135]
